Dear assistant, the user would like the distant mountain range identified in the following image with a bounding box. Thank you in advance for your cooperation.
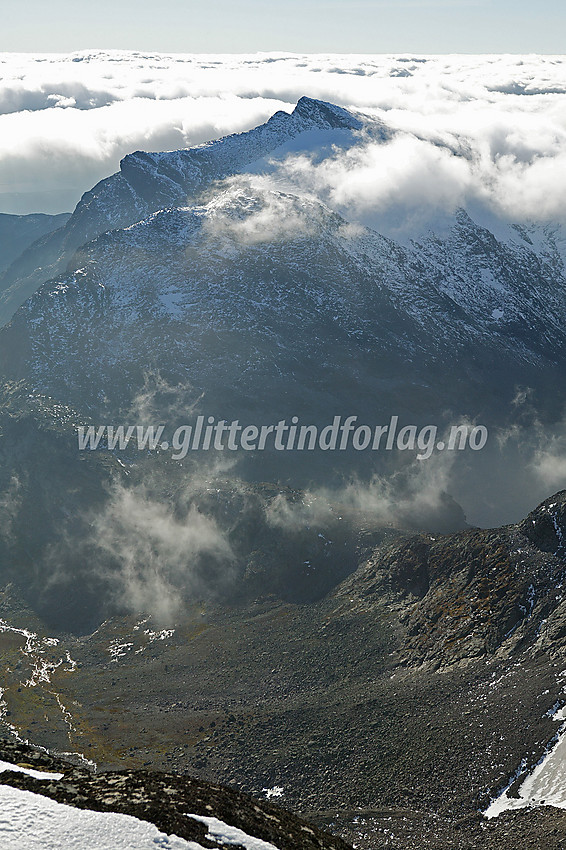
[0,212,69,277]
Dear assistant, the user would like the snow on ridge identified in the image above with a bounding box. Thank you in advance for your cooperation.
[188,814,281,850]
[0,760,63,781]
[0,784,284,850]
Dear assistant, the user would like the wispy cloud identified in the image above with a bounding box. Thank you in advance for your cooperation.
[0,475,22,541]
[91,481,235,623]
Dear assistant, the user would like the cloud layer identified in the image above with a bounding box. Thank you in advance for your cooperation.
[1,51,566,224]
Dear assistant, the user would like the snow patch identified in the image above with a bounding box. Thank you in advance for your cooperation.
[262,786,284,799]
[485,690,566,818]
[0,785,205,849]
[0,760,63,781]
[187,814,281,850]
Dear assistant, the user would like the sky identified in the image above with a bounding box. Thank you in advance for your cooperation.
[1,0,566,54]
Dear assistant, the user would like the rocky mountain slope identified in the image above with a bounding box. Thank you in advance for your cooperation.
[339,490,566,667]
[1,98,565,428]
[2,186,566,428]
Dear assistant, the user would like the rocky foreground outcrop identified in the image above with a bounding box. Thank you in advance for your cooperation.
[0,738,352,850]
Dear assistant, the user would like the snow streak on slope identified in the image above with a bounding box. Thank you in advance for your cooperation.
[0,618,88,761]
[187,814,281,850]
[0,760,63,781]
[0,619,76,689]
[486,689,566,818]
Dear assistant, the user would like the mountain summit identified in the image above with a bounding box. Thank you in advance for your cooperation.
[0,97,374,327]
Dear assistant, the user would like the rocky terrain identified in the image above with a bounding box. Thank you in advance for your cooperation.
[339,491,566,668]
[1,492,566,847]
[0,738,351,849]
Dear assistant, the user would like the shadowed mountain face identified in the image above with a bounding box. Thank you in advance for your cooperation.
[3,197,566,426]
[0,212,70,277]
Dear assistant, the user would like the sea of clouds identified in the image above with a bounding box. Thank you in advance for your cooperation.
[1,50,566,226]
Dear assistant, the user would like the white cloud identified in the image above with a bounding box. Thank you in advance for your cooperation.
[275,135,473,237]
[91,481,235,623]
[203,178,319,245]
[266,445,463,532]
[0,51,565,228]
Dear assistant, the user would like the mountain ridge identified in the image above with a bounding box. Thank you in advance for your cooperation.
[0,96,375,328]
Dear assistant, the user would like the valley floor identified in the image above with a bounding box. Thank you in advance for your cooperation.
[2,586,566,848]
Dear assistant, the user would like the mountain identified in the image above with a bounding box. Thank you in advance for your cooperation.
[1,105,564,424]
[2,98,565,440]
[2,193,566,428]
[1,97,566,630]
[2,97,566,848]
[0,97,376,329]
[0,212,69,277]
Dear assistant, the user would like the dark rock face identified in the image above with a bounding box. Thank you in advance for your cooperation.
[519,492,566,554]
[0,394,363,629]
[0,386,119,633]
[0,738,352,850]
[338,490,566,667]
